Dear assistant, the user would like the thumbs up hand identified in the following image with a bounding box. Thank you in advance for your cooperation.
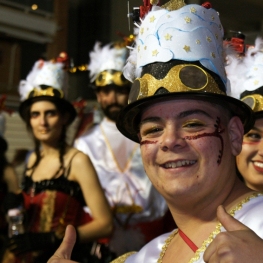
[47,225,78,263]
[203,205,263,263]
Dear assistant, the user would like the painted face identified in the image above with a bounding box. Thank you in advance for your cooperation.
[237,118,263,192]
[30,101,65,143]
[96,85,130,122]
[138,99,240,205]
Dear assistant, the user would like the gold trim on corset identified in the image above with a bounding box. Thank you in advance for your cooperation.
[39,190,56,232]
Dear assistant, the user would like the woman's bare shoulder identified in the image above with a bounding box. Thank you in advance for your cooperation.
[66,147,90,164]
[27,151,37,166]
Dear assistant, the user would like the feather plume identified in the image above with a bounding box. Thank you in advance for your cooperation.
[123,27,141,83]
[225,37,263,99]
[88,42,128,82]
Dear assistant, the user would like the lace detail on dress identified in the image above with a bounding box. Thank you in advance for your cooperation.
[22,176,85,205]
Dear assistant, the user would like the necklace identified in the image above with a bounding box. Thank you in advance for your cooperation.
[178,229,198,252]
[157,229,178,263]
[157,193,262,263]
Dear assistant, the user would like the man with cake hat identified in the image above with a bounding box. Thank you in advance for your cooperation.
[74,41,170,257]
[48,1,263,263]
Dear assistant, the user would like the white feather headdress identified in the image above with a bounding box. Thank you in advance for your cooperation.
[19,59,67,101]
[88,42,128,82]
[226,37,263,99]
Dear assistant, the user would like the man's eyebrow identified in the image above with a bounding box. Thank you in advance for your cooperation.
[178,109,213,119]
[139,117,161,127]
[139,109,213,127]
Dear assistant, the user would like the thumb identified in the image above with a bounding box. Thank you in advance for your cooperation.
[48,225,76,262]
[217,205,248,231]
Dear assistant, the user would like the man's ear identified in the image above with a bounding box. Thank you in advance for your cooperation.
[227,116,244,156]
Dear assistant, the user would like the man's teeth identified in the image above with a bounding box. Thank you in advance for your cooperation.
[164,160,196,168]
[254,162,263,168]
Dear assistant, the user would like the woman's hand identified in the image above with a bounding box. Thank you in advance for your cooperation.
[47,225,78,263]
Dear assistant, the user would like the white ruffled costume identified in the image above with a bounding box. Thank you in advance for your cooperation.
[75,119,168,256]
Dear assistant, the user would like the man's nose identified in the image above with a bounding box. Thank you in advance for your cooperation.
[160,126,186,152]
[108,90,118,103]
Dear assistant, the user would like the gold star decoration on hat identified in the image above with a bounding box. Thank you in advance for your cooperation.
[183,45,190,52]
[184,16,192,23]
[206,36,212,43]
[196,39,201,45]
[164,33,172,41]
[211,52,216,58]
[254,80,259,85]
[150,16,156,23]
[140,28,144,34]
[190,7,196,13]
[152,49,159,56]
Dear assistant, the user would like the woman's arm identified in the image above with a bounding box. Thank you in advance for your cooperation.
[69,150,113,243]
[3,165,20,193]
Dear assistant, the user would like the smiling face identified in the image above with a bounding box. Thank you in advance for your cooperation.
[138,99,243,207]
[29,100,66,144]
[236,118,263,192]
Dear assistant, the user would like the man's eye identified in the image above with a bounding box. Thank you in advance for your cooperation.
[140,126,162,136]
[183,121,204,128]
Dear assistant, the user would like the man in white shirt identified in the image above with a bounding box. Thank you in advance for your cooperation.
[74,41,170,257]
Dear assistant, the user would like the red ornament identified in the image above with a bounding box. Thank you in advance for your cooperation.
[140,0,152,19]
[202,2,212,9]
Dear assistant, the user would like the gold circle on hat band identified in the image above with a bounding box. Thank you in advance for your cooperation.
[133,64,225,101]
[95,71,129,87]
[30,87,64,98]
[241,94,263,112]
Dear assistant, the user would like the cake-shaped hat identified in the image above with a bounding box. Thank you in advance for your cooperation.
[116,0,254,142]
[88,41,130,87]
[226,37,263,118]
[18,52,76,125]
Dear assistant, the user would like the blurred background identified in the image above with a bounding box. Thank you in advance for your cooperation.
[0,0,263,104]
[0,0,262,178]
